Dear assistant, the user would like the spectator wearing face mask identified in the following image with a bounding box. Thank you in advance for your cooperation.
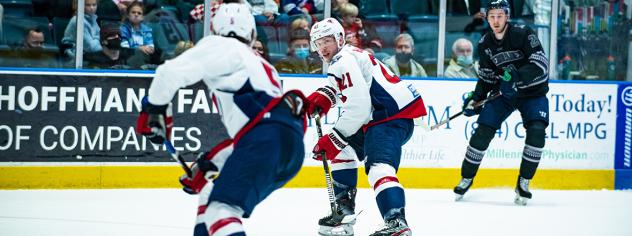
[383,33,427,77]
[274,28,322,74]
[445,38,478,78]
[83,24,130,69]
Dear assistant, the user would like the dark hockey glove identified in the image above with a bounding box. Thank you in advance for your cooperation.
[179,152,219,195]
[462,91,482,117]
[136,96,172,144]
[306,86,337,117]
[500,69,518,98]
[313,129,348,161]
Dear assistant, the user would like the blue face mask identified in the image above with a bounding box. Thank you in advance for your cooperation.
[457,55,473,66]
[294,47,310,59]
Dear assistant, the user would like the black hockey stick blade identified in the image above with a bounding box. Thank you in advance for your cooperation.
[164,140,193,178]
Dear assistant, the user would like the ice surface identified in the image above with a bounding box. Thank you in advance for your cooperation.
[1,188,631,236]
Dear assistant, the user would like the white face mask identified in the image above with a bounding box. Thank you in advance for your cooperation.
[457,55,473,66]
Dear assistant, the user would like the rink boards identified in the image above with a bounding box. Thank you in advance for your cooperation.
[0,70,630,189]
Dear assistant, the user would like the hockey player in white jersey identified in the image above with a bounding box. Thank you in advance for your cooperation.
[307,18,427,236]
[135,3,308,236]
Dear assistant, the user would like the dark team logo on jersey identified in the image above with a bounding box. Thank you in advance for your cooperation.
[330,54,342,65]
[528,34,540,48]
[490,50,524,67]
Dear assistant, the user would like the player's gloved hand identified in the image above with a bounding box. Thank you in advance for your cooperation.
[179,152,219,195]
[462,91,482,117]
[136,96,172,144]
[313,129,347,161]
[500,69,517,98]
[306,86,337,117]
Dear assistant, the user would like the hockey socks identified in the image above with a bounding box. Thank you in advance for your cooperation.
[331,168,358,196]
[368,164,405,219]
[462,145,486,178]
[519,144,543,179]
[196,202,245,236]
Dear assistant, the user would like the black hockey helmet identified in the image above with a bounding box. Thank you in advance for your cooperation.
[486,0,510,16]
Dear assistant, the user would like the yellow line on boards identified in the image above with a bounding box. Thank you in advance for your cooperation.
[0,166,613,190]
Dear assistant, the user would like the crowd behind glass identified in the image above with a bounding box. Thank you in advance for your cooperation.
[0,0,629,81]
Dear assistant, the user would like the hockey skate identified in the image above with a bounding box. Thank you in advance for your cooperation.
[514,176,532,206]
[453,177,473,201]
[369,217,411,236]
[318,189,357,236]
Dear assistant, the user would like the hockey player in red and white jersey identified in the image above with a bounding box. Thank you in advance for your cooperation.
[135,3,307,236]
[307,18,427,236]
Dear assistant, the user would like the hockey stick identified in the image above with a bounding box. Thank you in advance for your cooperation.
[163,140,193,178]
[314,113,337,214]
[429,92,502,130]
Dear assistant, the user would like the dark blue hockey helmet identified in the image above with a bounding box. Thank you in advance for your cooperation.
[486,0,510,16]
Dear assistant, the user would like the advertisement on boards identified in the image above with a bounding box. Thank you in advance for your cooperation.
[283,77,618,170]
[0,74,227,162]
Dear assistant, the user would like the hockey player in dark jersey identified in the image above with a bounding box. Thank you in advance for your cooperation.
[453,0,549,206]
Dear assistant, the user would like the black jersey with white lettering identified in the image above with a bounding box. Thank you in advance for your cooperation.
[473,23,549,100]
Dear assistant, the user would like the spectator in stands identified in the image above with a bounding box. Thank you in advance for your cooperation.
[274,28,322,74]
[248,0,289,25]
[21,28,45,50]
[383,33,428,77]
[331,0,359,18]
[84,24,129,69]
[252,39,270,62]
[62,0,102,58]
[290,17,310,32]
[445,38,478,78]
[120,1,160,67]
[113,0,143,16]
[0,27,58,68]
[338,3,383,52]
[281,0,316,22]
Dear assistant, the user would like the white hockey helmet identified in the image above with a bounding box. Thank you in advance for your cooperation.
[211,3,256,45]
[310,18,345,52]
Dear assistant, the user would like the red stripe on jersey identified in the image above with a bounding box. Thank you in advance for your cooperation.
[232,90,308,144]
[209,217,242,235]
[262,62,280,88]
[373,176,399,190]
[203,139,233,161]
[211,94,218,112]
[364,97,427,131]
[197,205,207,216]
[232,97,281,143]
[331,159,355,164]
[379,64,401,84]
[394,228,412,236]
